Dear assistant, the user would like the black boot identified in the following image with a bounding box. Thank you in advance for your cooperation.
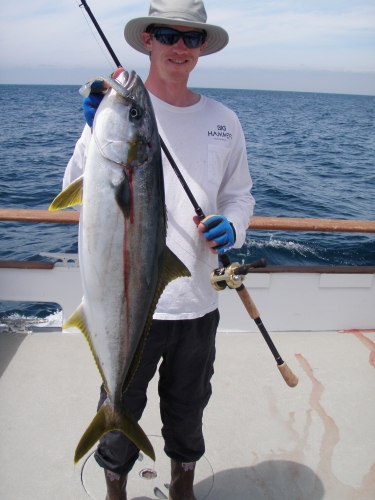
[169,460,197,500]
[104,469,128,500]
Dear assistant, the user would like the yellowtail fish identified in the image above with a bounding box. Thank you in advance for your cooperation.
[49,70,190,463]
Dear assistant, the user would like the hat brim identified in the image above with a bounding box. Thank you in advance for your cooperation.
[124,17,229,56]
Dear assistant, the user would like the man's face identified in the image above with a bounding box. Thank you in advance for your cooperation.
[141,25,207,83]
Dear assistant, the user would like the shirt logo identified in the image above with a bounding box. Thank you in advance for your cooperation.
[208,125,232,140]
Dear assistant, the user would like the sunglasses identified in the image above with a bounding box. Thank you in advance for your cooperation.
[149,27,207,49]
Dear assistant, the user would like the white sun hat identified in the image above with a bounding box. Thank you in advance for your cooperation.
[124,0,229,57]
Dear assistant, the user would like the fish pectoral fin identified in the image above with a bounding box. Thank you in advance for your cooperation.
[49,175,84,211]
[63,304,109,394]
[113,173,131,218]
[74,401,155,464]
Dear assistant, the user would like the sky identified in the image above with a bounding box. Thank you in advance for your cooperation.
[0,0,374,95]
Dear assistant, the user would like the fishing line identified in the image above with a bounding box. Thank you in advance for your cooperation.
[76,0,115,72]
[166,231,218,270]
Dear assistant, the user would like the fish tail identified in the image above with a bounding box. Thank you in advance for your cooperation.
[74,400,155,464]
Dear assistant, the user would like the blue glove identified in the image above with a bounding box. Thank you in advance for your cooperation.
[82,80,105,127]
[201,215,236,254]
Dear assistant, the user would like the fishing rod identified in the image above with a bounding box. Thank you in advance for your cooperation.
[78,0,298,388]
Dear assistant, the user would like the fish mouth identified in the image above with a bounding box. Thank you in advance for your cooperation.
[79,69,138,100]
[105,70,138,100]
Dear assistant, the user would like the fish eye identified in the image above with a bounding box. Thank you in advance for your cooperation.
[130,106,142,119]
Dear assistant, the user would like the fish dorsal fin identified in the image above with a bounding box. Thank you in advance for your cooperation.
[122,247,191,392]
[49,175,84,211]
[63,304,109,394]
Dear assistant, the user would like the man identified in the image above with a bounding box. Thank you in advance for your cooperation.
[64,1,254,498]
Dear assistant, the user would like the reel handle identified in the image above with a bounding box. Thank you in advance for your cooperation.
[234,258,267,276]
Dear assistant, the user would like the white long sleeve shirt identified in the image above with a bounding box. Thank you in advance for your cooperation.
[63,92,255,320]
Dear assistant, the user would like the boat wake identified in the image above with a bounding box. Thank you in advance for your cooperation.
[0,310,63,333]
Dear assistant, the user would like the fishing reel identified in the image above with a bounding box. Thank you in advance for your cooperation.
[210,258,267,291]
[210,262,245,291]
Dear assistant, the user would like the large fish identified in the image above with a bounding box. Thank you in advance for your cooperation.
[49,70,190,464]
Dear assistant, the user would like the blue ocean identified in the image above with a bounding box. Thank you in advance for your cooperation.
[1,84,374,320]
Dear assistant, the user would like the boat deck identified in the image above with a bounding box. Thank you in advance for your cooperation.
[1,327,374,500]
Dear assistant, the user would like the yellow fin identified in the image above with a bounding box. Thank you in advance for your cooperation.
[74,400,155,464]
[63,304,109,394]
[49,175,83,211]
[123,246,190,391]
[160,245,191,283]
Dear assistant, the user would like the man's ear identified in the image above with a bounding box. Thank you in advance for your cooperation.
[141,32,153,51]
[199,41,208,55]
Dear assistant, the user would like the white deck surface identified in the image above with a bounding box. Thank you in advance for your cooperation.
[1,328,374,499]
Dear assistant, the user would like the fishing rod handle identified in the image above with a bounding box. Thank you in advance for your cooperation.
[236,287,299,388]
[278,362,299,388]
[236,286,260,319]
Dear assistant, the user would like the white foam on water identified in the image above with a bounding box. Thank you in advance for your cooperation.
[34,310,63,328]
[244,235,327,260]
[0,310,63,329]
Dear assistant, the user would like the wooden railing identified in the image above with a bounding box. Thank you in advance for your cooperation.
[1,208,375,233]
[1,208,374,273]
